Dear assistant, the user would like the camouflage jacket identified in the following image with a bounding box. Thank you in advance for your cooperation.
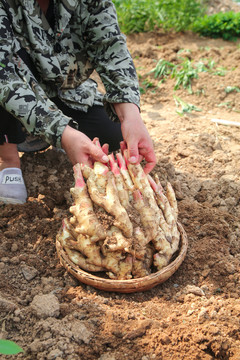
[0,0,140,147]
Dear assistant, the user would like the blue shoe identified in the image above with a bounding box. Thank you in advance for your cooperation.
[0,168,27,204]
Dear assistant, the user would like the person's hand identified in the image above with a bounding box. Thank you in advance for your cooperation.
[114,103,156,174]
[61,125,109,167]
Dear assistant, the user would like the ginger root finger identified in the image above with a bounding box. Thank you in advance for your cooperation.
[125,153,158,208]
[171,223,181,254]
[70,164,106,241]
[103,225,132,253]
[148,174,175,243]
[153,252,169,270]
[132,245,154,278]
[166,182,178,222]
[152,174,178,223]
[92,161,109,193]
[60,219,103,267]
[132,190,159,242]
[108,153,131,209]
[57,219,105,272]
[100,242,132,280]
[80,163,94,179]
[153,229,180,271]
[87,171,133,238]
[155,191,175,227]
[116,152,135,193]
[107,255,133,280]
[65,247,104,272]
[132,226,149,260]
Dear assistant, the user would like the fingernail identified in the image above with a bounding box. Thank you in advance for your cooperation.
[102,155,109,162]
[129,156,137,163]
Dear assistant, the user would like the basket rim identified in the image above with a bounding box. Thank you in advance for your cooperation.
[56,222,188,293]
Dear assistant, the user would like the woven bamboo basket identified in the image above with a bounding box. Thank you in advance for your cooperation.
[56,222,188,293]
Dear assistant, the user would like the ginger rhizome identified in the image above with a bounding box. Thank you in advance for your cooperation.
[57,150,180,280]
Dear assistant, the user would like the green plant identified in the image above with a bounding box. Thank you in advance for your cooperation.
[191,11,240,41]
[0,339,24,355]
[174,95,202,115]
[147,55,228,96]
[217,101,233,110]
[158,0,206,32]
[225,86,240,93]
[212,66,227,76]
[148,56,221,94]
[195,88,205,96]
[149,59,176,79]
[139,78,156,94]
[206,59,216,70]
[113,0,206,34]
[113,0,160,34]
[173,58,199,93]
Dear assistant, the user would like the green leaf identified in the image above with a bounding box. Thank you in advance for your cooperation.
[0,339,24,355]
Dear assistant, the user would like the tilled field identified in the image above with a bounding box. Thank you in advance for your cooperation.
[0,2,240,359]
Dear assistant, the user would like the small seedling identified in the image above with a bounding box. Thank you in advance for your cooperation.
[139,78,156,94]
[213,66,227,76]
[217,101,233,109]
[173,59,199,94]
[149,59,176,79]
[224,86,240,94]
[195,88,205,96]
[174,95,202,115]
[177,49,191,55]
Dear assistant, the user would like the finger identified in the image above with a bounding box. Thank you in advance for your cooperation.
[79,152,95,168]
[102,143,109,155]
[126,141,139,164]
[92,137,101,148]
[120,141,127,154]
[143,161,156,174]
[89,143,109,164]
[93,138,109,155]
[143,153,156,173]
[138,146,156,173]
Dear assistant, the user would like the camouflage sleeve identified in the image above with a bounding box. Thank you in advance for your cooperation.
[81,0,140,121]
[0,5,71,148]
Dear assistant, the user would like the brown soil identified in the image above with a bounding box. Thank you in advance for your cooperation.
[1,2,240,359]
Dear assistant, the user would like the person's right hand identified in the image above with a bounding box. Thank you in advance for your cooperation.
[61,125,109,167]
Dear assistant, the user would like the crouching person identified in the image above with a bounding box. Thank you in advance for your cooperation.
[0,0,156,204]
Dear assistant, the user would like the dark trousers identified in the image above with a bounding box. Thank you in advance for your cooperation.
[0,100,123,152]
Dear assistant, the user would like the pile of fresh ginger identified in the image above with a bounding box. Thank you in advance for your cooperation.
[57,143,180,280]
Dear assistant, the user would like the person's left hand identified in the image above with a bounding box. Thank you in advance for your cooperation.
[114,103,156,174]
